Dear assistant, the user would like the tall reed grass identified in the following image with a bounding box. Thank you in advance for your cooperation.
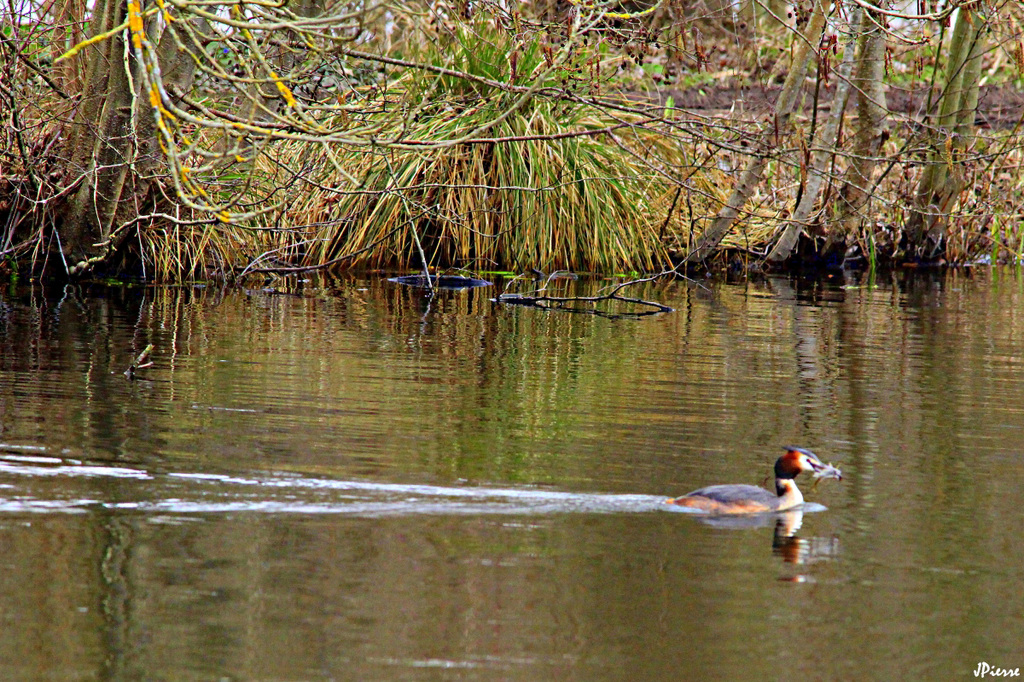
[257,28,723,273]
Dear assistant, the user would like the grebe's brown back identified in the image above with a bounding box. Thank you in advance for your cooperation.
[665,447,841,514]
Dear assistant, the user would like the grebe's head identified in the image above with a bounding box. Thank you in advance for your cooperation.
[775,446,842,480]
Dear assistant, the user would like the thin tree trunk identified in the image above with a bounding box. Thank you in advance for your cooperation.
[767,5,862,262]
[684,0,828,265]
[903,7,984,261]
[830,3,889,256]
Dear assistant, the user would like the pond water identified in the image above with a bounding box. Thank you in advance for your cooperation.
[0,270,1022,680]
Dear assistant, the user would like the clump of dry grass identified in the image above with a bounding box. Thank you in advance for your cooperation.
[249,28,727,274]
[282,120,700,272]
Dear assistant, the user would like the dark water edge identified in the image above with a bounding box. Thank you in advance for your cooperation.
[0,269,1022,680]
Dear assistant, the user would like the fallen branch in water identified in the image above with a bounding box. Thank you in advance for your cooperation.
[495,272,675,318]
[124,344,154,380]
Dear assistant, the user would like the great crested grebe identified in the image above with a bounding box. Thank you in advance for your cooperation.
[665,446,842,514]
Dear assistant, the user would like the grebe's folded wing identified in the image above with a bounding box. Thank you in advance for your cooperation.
[666,484,782,512]
[677,484,776,504]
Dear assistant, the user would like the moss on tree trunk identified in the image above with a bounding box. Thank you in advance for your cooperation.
[903,7,985,262]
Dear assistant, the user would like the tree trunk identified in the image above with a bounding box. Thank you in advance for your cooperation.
[61,0,137,268]
[766,5,862,263]
[59,0,202,276]
[903,7,985,262]
[828,3,889,259]
[684,0,828,265]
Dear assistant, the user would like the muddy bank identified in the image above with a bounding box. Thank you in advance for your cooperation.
[661,83,1024,129]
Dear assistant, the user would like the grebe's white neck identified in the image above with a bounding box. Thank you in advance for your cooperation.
[774,478,804,510]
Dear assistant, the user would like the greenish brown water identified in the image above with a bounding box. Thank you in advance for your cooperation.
[0,271,1022,680]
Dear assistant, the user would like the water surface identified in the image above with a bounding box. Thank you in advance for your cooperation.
[0,271,1021,680]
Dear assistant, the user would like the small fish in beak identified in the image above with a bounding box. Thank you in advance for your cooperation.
[811,460,843,481]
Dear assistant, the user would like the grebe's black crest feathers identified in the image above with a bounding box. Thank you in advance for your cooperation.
[782,445,821,461]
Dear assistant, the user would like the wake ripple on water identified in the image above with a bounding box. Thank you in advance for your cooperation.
[0,448,668,516]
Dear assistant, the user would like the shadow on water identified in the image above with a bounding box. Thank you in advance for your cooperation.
[388,274,493,289]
